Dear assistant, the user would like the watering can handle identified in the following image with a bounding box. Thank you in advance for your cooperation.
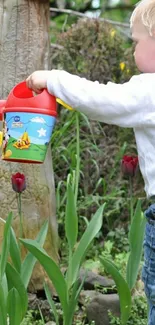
[7,81,57,112]
[10,82,74,111]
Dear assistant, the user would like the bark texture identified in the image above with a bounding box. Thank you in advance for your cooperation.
[0,0,58,291]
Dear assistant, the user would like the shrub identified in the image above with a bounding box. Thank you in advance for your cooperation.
[51,18,138,83]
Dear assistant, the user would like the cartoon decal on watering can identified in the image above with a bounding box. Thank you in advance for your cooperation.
[0,81,73,164]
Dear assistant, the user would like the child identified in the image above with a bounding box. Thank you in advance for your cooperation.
[26,1,155,324]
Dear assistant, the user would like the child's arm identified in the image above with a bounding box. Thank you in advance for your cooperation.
[26,70,154,128]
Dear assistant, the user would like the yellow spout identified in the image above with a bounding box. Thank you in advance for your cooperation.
[56,98,74,111]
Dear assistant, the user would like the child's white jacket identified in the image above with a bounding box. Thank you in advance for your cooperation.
[47,70,155,199]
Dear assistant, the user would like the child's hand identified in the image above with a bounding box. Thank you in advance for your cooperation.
[26,70,51,94]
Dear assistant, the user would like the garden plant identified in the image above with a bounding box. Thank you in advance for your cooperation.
[0,108,147,325]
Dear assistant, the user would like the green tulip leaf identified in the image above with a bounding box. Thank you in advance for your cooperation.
[44,282,59,325]
[65,183,78,251]
[100,258,131,325]
[65,273,87,325]
[6,262,28,318]
[20,239,68,315]
[126,199,146,289]
[0,212,13,280]
[10,227,21,274]
[0,282,7,325]
[21,220,48,288]
[69,204,105,286]
[7,288,22,325]
[1,273,8,304]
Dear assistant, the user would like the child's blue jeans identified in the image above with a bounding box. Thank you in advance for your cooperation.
[142,203,155,325]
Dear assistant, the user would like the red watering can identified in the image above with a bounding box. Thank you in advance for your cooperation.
[0,81,73,164]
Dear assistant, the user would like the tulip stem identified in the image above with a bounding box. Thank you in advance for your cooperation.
[17,193,23,243]
[129,176,133,220]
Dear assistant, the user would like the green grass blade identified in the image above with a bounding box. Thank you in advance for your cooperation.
[65,183,78,251]
[20,239,68,315]
[21,220,48,288]
[70,204,105,286]
[0,212,13,280]
[10,227,21,274]
[44,282,59,325]
[6,262,28,318]
[38,305,45,325]
[100,258,131,325]
[56,180,65,211]
[0,282,7,325]
[126,200,146,290]
[109,142,127,179]
[7,288,22,325]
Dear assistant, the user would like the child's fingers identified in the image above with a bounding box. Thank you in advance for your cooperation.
[26,75,40,93]
[26,75,33,89]
[33,89,43,95]
[26,70,48,92]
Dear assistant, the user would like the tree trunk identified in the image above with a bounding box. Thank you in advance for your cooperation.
[0,0,58,292]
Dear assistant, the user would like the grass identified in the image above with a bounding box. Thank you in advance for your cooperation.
[51,109,135,239]
[5,137,48,162]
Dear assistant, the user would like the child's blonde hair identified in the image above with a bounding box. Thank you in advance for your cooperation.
[130,0,155,36]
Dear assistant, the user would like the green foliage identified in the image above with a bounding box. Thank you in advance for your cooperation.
[0,215,48,325]
[44,283,59,325]
[22,310,44,325]
[6,262,28,321]
[126,200,146,290]
[65,181,78,251]
[52,109,132,240]
[109,295,147,325]
[100,200,144,324]
[10,227,21,274]
[21,221,48,289]
[7,288,22,325]
[83,238,129,278]
[21,179,105,325]
[107,227,129,253]
[0,282,7,325]
[100,257,131,325]
[0,212,12,281]
[100,243,129,278]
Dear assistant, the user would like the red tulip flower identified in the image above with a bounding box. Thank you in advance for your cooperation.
[11,172,26,193]
[121,155,138,178]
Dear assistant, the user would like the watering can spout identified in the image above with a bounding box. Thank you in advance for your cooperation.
[0,100,6,121]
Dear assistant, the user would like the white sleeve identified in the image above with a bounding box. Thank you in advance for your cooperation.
[47,70,155,128]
